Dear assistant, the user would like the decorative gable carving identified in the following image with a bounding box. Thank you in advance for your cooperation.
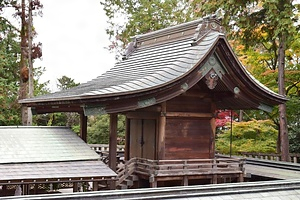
[192,14,225,46]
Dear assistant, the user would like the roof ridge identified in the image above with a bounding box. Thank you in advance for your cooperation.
[122,15,224,60]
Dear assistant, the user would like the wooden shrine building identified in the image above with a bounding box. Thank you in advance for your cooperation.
[19,16,287,188]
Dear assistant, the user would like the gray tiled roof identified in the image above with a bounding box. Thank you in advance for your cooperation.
[0,126,99,164]
[19,16,286,111]
[19,19,221,103]
[0,126,116,183]
[0,160,116,181]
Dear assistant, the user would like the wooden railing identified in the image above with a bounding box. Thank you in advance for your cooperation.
[239,152,300,163]
[116,158,136,186]
[135,158,244,176]
[89,144,125,152]
[116,157,244,186]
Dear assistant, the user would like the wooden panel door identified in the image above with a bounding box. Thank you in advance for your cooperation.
[129,119,156,159]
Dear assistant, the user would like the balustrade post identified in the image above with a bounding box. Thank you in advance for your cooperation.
[212,159,217,184]
[293,156,297,163]
[93,181,98,191]
[182,160,188,186]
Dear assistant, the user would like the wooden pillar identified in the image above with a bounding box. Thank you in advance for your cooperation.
[238,173,244,182]
[93,181,98,191]
[125,117,130,161]
[22,184,29,195]
[149,175,157,188]
[109,113,118,171]
[109,180,116,190]
[73,182,78,192]
[158,102,166,160]
[210,103,216,158]
[182,176,188,186]
[80,113,88,143]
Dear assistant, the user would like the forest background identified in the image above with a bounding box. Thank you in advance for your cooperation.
[0,0,300,156]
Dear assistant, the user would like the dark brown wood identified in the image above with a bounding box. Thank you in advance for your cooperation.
[210,103,217,158]
[166,112,213,118]
[80,113,87,142]
[93,181,98,191]
[125,117,130,161]
[158,102,166,160]
[109,114,118,171]
[165,118,211,159]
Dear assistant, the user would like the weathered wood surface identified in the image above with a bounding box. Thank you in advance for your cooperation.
[116,157,244,187]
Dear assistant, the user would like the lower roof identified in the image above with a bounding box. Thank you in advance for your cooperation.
[0,126,117,184]
[0,126,99,164]
[0,160,116,184]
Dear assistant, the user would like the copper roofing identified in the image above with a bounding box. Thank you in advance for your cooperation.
[0,127,116,184]
[0,126,99,164]
[19,15,287,113]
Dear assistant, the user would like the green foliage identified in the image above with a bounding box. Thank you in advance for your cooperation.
[216,120,278,154]
[0,13,21,125]
[87,114,125,144]
[286,96,300,153]
[101,0,196,58]
[57,75,79,90]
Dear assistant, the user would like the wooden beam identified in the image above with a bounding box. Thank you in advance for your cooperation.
[80,113,87,143]
[109,113,118,171]
[158,102,166,160]
[166,112,213,118]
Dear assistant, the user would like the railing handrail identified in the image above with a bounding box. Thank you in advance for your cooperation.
[239,152,300,163]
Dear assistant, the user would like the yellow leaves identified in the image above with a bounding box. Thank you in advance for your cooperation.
[262,69,276,76]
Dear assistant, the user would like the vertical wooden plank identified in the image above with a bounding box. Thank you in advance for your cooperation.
[109,113,118,171]
[143,119,156,159]
[129,119,142,158]
[158,102,166,160]
[80,113,88,143]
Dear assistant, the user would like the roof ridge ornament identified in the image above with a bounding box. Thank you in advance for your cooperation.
[191,14,225,46]
[122,37,138,60]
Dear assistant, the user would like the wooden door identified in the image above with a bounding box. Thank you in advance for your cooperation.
[129,119,156,159]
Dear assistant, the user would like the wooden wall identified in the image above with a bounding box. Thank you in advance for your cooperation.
[125,84,216,160]
[164,88,214,159]
[165,118,212,159]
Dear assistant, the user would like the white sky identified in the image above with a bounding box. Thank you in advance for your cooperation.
[34,0,116,91]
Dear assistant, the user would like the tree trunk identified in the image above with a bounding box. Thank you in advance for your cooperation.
[27,0,33,125]
[19,0,28,125]
[278,34,289,161]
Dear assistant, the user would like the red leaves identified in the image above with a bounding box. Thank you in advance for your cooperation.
[215,110,238,127]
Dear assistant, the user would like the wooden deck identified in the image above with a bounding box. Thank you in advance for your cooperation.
[117,157,244,188]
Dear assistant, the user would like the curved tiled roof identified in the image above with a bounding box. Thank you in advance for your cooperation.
[19,16,287,113]
[20,18,222,103]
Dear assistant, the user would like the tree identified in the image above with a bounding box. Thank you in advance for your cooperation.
[216,120,278,155]
[35,76,80,127]
[1,4,22,125]
[4,0,43,125]
[1,0,43,126]
[197,0,299,161]
[100,0,196,59]
[57,75,79,90]
[88,114,125,144]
